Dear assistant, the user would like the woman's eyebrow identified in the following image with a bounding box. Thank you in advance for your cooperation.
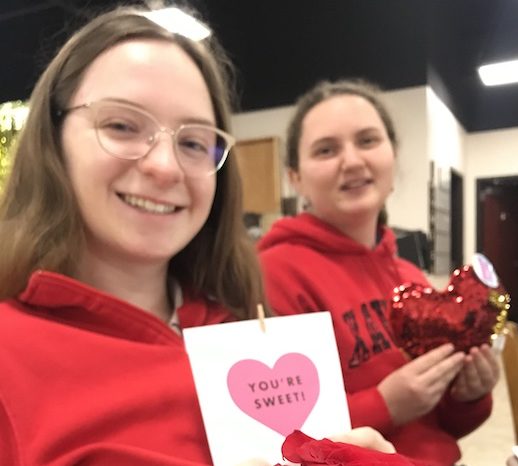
[357,126,383,133]
[310,136,338,148]
[93,98,217,127]
[179,117,217,126]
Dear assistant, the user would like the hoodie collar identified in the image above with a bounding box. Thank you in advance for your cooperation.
[16,270,231,345]
[258,213,397,257]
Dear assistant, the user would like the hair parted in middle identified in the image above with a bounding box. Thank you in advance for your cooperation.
[285,79,398,171]
[285,79,398,226]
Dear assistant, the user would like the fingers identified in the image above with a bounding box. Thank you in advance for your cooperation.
[378,343,470,425]
[461,352,484,387]
[410,343,458,374]
[452,369,468,395]
[465,346,498,386]
[420,350,464,388]
[451,344,500,401]
[330,427,396,454]
[474,344,500,381]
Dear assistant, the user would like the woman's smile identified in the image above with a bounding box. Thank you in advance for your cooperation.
[117,193,183,215]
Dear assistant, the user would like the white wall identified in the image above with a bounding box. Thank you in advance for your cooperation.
[426,87,465,173]
[464,127,518,260]
[231,87,518,263]
[425,88,467,273]
[383,87,428,232]
[231,105,293,141]
[232,86,431,233]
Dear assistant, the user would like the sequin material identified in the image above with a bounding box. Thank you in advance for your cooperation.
[391,265,510,358]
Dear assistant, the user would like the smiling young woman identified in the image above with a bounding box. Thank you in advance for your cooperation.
[0,8,413,466]
[0,7,267,465]
[258,79,500,466]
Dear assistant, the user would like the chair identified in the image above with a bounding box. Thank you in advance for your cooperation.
[502,321,518,444]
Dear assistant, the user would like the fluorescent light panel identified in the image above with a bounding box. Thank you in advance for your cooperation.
[142,7,211,41]
[478,59,518,86]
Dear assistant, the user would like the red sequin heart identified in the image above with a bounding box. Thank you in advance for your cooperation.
[391,265,507,358]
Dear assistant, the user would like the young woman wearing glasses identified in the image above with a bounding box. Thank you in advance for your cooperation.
[0,7,408,466]
[0,6,263,465]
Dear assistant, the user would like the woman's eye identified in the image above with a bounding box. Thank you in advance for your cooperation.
[359,134,381,147]
[313,145,336,157]
[104,121,138,133]
[179,139,210,155]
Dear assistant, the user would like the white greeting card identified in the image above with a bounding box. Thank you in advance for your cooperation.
[183,312,350,466]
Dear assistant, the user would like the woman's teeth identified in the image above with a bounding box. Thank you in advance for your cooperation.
[343,179,369,189]
[121,194,178,214]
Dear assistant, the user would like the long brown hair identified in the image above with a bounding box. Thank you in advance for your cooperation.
[0,7,265,319]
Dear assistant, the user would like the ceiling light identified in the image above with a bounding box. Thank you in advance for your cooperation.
[142,7,211,41]
[478,59,518,86]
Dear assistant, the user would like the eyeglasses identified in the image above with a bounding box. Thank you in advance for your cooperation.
[59,99,236,178]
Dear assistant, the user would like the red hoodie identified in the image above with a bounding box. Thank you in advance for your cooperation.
[0,270,233,466]
[258,213,492,466]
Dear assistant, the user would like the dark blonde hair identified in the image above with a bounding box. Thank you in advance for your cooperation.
[286,79,398,226]
[0,7,265,319]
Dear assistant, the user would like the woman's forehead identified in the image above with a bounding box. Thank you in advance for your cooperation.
[302,95,385,140]
[71,39,214,123]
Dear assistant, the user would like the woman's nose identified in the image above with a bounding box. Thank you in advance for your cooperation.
[137,132,185,185]
[340,142,365,168]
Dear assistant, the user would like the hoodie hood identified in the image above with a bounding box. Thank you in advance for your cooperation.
[258,212,397,258]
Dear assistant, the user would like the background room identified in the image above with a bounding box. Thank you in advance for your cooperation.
[1,1,518,464]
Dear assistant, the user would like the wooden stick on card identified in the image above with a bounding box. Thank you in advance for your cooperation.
[257,303,266,333]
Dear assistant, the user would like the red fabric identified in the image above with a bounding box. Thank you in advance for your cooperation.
[391,267,507,357]
[277,430,424,466]
[0,271,232,466]
[258,213,492,466]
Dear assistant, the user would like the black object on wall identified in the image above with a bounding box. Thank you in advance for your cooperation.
[393,228,431,272]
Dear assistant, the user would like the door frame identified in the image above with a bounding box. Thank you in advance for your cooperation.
[450,168,464,269]
[476,175,518,252]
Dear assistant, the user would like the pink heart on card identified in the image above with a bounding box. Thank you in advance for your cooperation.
[227,353,320,436]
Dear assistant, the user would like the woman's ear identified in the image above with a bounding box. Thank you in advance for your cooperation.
[287,167,303,196]
[288,167,311,211]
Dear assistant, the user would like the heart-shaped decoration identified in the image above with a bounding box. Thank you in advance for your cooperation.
[227,353,320,436]
[391,264,509,358]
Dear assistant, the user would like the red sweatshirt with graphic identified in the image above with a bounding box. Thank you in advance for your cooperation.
[0,270,233,466]
[258,213,492,466]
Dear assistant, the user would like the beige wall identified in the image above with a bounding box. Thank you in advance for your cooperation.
[426,87,465,173]
[231,105,293,141]
[231,86,431,232]
[383,87,428,232]
[231,86,518,263]
[425,87,467,273]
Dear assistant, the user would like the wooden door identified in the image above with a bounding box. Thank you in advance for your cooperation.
[478,178,518,322]
[234,137,281,214]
